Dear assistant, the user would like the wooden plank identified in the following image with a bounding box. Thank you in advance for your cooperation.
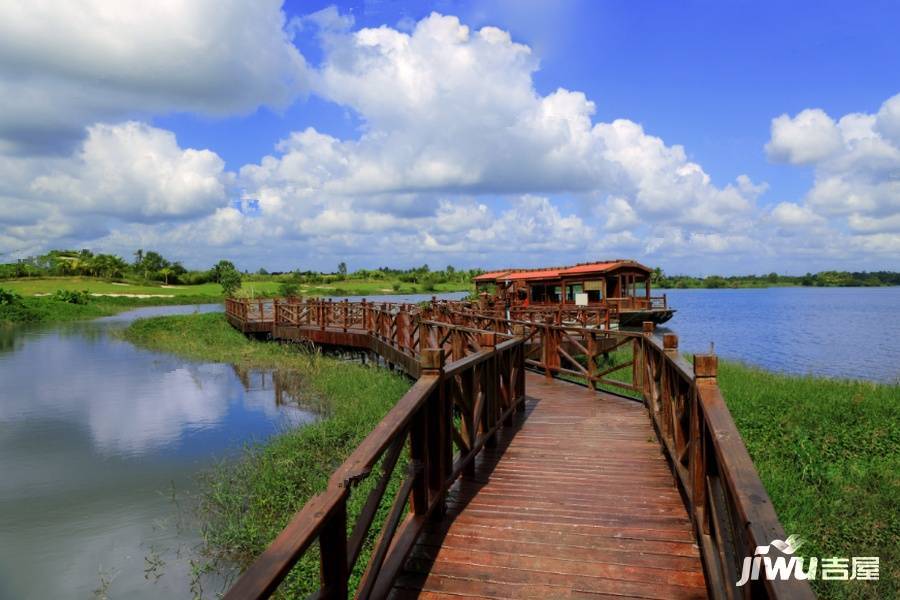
[390,373,708,599]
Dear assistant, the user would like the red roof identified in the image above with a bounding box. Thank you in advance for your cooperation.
[558,262,618,275]
[473,270,511,282]
[559,260,649,275]
[473,260,651,284]
[502,269,560,281]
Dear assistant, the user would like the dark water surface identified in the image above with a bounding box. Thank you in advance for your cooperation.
[659,287,900,383]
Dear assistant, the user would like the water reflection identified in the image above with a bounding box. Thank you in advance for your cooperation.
[0,306,318,600]
[0,292,470,599]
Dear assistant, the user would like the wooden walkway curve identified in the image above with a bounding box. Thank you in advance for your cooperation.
[222,298,815,600]
[392,373,707,599]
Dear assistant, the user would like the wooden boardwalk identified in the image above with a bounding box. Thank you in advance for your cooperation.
[221,298,814,600]
[391,373,706,600]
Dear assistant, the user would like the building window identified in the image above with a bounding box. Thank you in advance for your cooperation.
[565,283,584,302]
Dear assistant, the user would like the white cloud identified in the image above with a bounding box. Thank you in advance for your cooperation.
[0,7,895,273]
[766,94,900,237]
[228,12,762,267]
[766,108,843,164]
[0,0,308,152]
[32,122,230,221]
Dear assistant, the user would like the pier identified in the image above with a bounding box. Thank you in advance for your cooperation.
[222,298,814,599]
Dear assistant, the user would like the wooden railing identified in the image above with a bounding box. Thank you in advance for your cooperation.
[223,299,814,600]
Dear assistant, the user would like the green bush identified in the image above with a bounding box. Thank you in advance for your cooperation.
[278,281,300,297]
[0,287,21,305]
[51,289,91,304]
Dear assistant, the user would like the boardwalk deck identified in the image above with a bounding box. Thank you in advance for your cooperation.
[221,298,815,600]
[391,373,707,600]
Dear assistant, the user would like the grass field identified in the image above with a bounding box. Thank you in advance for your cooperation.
[1,276,470,299]
[718,362,899,599]
[0,276,471,326]
[122,313,898,599]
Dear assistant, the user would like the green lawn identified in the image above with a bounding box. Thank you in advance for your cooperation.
[718,362,899,599]
[1,276,469,299]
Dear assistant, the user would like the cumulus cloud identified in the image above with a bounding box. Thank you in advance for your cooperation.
[766,109,843,164]
[229,12,763,267]
[0,0,308,153]
[1,122,231,254]
[766,93,900,237]
[32,122,230,220]
[1,6,895,272]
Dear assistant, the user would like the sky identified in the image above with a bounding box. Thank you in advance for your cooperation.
[0,0,898,275]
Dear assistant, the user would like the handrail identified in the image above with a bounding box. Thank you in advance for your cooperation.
[222,298,813,600]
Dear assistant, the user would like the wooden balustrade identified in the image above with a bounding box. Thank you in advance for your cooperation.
[222,334,526,599]
[223,299,812,600]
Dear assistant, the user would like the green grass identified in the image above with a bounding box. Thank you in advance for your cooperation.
[122,313,412,597]
[1,276,470,300]
[718,362,899,599]
[0,275,470,325]
[0,294,216,326]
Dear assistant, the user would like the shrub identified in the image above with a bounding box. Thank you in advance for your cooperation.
[51,289,91,304]
[219,268,242,297]
[0,287,21,305]
[392,283,401,292]
[278,282,300,297]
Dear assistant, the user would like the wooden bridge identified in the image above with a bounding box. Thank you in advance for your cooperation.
[223,298,815,600]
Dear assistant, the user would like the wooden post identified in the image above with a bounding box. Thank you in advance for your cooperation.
[690,353,716,534]
[481,334,498,448]
[663,333,678,356]
[642,320,654,335]
[693,353,718,380]
[420,349,448,519]
[319,500,348,599]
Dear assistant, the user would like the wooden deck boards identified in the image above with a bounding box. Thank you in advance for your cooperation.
[389,373,707,600]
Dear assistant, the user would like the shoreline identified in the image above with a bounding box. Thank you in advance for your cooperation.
[122,311,898,599]
[121,312,412,596]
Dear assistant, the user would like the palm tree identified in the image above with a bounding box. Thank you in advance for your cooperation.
[159,267,173,285]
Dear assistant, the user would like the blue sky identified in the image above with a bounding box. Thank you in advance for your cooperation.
[0,1,898,274]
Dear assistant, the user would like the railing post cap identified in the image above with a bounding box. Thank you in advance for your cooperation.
[420,348,445,372]
[481,331,497,347]
[663,332,678,349]
[693,353,718,378]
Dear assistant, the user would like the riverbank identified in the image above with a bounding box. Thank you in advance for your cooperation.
[1,276,471,303]
[123,313,898,598]
[122,313,412,596]
[0,294,218,326]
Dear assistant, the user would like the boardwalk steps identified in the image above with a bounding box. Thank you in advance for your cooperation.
[222,298,815,600]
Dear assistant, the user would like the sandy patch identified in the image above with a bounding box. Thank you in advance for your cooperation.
[111,282,130,286]
[90,293,176,298]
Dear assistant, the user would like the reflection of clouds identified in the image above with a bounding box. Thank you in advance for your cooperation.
[0,309,318,599]
[0,321,315,456]
[87,362,233,454]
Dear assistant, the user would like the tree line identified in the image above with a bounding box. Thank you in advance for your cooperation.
[651,269,900,288]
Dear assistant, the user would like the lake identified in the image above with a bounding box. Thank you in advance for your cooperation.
[659,286,900,383]
[0,288,896,599]
[0,292,467,600]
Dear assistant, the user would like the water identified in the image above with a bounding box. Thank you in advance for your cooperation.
[0,292,468,599]
[659,287,900,383]
[0,288,896,598]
